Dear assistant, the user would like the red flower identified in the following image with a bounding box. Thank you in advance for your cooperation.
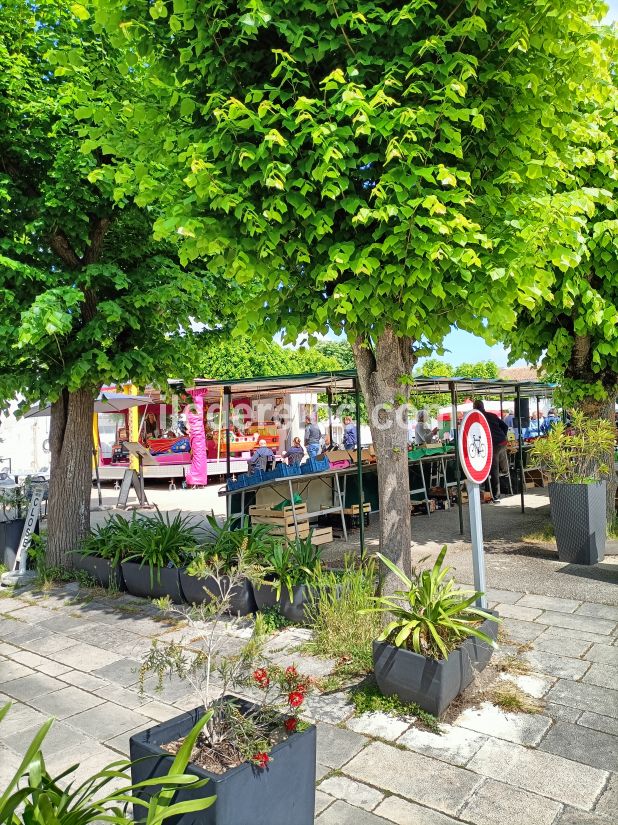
[285,665,298,679]
[252,668,269,687]
[288,690,305,709]
[252,752,270,768]
[284,717,298,732]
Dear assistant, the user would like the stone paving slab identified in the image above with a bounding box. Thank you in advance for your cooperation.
[524,649,591,680]
[496,603,544,622]
[67,701,151,739]
[397,724,488,767]
[595,773,618,818]
[346,711,410,741]
[535,611,616,636]
[455,703,552,746]
[344,740,482,817]
[467,738,608,810]
[581,662,618,690]
[29,685,104,719]
[557,810,613,825]
[578,710,618,737]
[538,625,617,646]
[319,775,384,811]
[52,642,123,672]
[2,672,64,701]
[2,718,95,759]
[501,617,547,642]
[459,777,562,825]
[316,799,390,824]
[516,594,582,614]
[584,643,618,665]
[574,603,618,622]
[534,636,592,658]
[373,796,461,825]
[316,722,368,769]
[545,679,618,718]
[539,720,618,771]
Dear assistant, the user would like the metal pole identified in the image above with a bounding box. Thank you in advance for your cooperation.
[449,382,464,536]
[536,395,541,436]
[467,480,488,608]
[93,448,103,508]
[224,387,232,518]
[500,393,503,418]
[327,387,334,448]
[354,378,365,559]
[516,386,525,513]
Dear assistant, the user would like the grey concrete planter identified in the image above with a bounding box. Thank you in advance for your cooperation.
[179,571,257,615]
[73,553,126,590]
[252,581,279,611]
[121,561,183,603]
[373,611,499,716]
[549,481,606,565]
[279,584,319,624]
[129,699,316,825]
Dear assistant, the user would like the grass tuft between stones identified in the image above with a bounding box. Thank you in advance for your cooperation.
[349,680,442,734]
[486,684,543,714]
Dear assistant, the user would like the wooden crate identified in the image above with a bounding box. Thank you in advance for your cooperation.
[249,503,308,526]
[267,522,311,539]
[310,526,333,545]
[343,503,371,515]
[525,469,548,487]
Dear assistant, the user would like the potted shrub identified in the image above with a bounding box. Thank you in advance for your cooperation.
[530,411,614,564]
[121,509,199,602]
[252,536,323,623]
[365,547,499,716]
[0,701,215,823]
[179,515,272,614]
[131,568,317,825]
[73,515,131,590]
[0,486,29,571]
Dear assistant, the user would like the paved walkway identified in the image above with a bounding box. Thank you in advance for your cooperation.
[1,578,617,824]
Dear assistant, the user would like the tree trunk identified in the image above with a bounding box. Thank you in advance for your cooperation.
[46,388,95,568]
[575,393,617,527]
[352,329,415,594]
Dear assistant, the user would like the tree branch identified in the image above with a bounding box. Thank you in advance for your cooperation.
[49,230,81,269]
[82,214,111,265]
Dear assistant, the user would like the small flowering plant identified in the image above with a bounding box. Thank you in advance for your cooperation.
[245,664,313,767]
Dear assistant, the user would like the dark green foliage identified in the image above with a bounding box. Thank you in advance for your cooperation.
[350,680,441,734]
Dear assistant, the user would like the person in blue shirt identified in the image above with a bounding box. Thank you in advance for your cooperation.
[304,416,322,459]
[343,416,359,450]
[249,439,275,472]
[283,437,304,465]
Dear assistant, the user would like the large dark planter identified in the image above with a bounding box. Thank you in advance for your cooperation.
[73,553,126,590]
[279,584,318,624]
[252,581,279,611]
[129,700,316,825]
[0,519,25,570]
[549,481,606,565]
[179,571,257,615]
[121,561,183,603]
[373,611,499,716]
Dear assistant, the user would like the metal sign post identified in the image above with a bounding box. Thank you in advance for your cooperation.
[458,411,493,608]
[1,484,45,587]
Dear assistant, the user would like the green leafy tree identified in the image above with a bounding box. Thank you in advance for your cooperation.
[189,336,339,379]
[82,0,610,580]
[455,361,500,380]
[313,340,355,371]
[0,1,226,564]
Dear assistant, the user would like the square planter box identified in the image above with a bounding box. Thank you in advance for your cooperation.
[73,553,125,590]
[179,571,257,615]
[373,611,499,716]
[549,481,606,565]
[121,561,183,603]
[129,700,316,825]
[0,519,25,570]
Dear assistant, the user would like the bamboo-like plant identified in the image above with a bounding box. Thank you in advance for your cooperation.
[363,547,499,660]
[529,411,615,483]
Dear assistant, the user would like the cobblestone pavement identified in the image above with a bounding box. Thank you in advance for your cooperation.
[1,579,617,824]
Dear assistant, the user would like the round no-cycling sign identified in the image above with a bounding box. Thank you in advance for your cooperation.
[458,411,493,484]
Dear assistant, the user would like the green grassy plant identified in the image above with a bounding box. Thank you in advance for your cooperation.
[305,557,380,678]
[350,681,441,734]
[487,684,542,714]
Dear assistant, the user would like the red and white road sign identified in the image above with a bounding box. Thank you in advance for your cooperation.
[458,411,493,484]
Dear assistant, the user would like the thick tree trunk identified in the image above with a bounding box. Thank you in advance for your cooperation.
[47,388,95,568]
[352,329,415,594]
[575,393,617,527]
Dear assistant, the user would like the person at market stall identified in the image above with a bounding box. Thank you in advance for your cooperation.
[503,408,514,428]
[283,437,305,465]
[343,416,359,450]
[144,413,160,440]
[249,438,275,472]
[304,415,322,459]
[473,400,509,502]
[415,410,438,445]
[540,408,560,434]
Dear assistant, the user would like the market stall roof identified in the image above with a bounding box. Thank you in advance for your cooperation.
[23,392,152,418]
[190,371,557,398]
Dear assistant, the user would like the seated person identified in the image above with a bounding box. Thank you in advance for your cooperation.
[249,439,275,472]
[283,437,305,465]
